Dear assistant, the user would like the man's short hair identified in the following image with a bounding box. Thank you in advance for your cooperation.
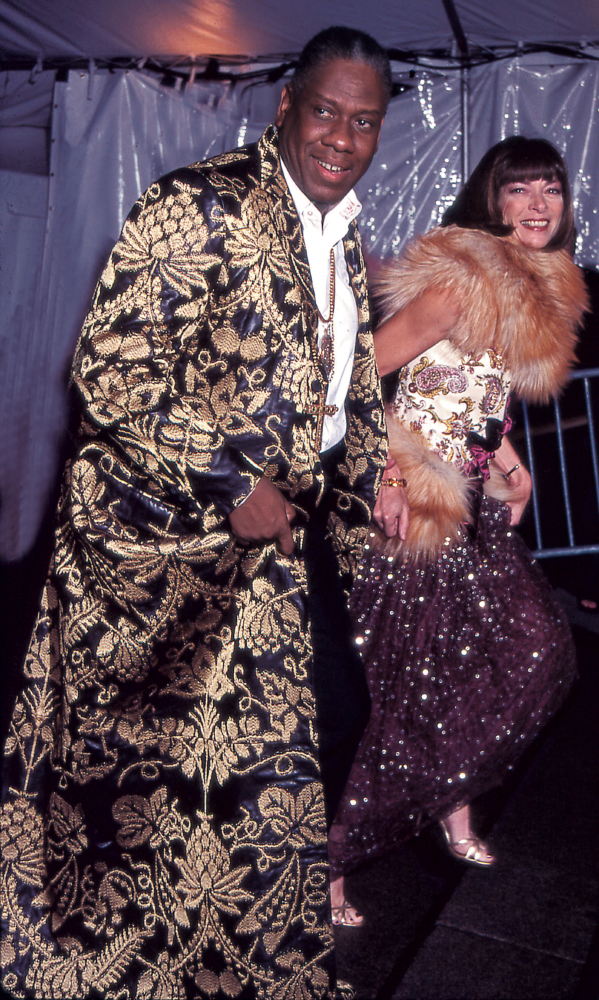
[289,26,392,106]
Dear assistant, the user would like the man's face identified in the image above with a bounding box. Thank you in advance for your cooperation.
[275,57,387,215]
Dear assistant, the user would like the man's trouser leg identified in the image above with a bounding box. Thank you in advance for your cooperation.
[304,444,371,829]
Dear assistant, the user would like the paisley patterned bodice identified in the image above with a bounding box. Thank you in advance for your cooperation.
[390,339,510,473]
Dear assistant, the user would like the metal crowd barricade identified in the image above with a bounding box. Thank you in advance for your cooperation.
[520,367,599,559]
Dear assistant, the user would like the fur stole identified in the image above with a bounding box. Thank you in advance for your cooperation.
[375,225,588,403]
[376,417,517,563]
[370,226,588,563]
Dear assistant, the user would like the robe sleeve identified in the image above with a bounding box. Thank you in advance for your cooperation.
[72,170,265,530]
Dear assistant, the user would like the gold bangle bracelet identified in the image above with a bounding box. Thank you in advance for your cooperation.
[382,477,407,488]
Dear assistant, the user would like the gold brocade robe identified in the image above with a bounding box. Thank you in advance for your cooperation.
[0,126,385,999]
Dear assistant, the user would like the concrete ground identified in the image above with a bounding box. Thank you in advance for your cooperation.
[1,529,597,1000]
[335,612,599,1000]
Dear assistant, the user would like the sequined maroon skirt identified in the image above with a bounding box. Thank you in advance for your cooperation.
[329,495,577,877]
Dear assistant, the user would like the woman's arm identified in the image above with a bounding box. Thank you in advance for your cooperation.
[374,290,460,376]
[373,456,410,539]
[490,436,532,525]
[371,289,460,537]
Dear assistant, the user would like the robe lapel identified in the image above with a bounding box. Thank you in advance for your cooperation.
[258,126,328,388]
[344,218,369,333]
[258,125,316,308]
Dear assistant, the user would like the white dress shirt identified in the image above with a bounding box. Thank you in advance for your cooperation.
[281,159,361,453]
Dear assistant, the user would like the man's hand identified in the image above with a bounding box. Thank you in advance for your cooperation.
[373,459,410,540]
[229,476,296,555]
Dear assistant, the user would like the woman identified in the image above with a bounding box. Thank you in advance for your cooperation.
[329,137,588,925]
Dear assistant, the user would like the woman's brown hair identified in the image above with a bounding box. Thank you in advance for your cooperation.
[442,136,575,252]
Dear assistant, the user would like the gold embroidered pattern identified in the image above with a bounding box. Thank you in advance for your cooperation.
[1,125,385,998]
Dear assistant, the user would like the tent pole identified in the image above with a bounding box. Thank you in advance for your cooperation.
[440,0,470,183]
[461,64,469,182]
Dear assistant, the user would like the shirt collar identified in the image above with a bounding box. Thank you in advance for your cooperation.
[280,157,361,244]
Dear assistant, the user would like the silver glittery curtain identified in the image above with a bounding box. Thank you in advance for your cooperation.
[1,54,598,559]
[356,55,599,268]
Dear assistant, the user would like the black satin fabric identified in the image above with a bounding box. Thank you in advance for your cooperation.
[304,443,371,828]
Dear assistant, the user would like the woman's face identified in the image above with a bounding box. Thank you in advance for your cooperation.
[497,177,564,249]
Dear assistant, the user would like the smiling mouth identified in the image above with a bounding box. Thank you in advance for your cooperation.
[316,159,348,175]
[520,219,550,230]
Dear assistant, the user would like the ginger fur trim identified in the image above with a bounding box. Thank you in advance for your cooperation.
[374,226,588,404]
[369,414,476,563]
[370,416,524,563]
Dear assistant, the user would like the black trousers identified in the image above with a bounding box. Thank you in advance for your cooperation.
[304,444,371,829]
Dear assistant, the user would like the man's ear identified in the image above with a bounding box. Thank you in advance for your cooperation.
[275,83,293,127]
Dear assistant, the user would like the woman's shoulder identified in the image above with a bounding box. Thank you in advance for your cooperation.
[377,225,518,292]
[405,224,508,260]
[377,224,586,318]
[373,225,506,329]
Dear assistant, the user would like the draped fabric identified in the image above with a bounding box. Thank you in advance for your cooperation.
[0,69,255,559]
[1,0,598,60]
[1,56,599,560]
[0,125,386,999]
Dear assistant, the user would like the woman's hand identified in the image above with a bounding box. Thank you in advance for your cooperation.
[490,437,532,526]
[501,464,532,525]
[373,457,410,539]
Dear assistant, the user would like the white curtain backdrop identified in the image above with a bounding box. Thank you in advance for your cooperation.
[356,70,463,256]
[0,71,253,558]
[468,55,599,264]
[1,55,598,560]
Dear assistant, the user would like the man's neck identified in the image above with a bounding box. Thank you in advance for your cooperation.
[279,157,361,245]
[280,157,330,224]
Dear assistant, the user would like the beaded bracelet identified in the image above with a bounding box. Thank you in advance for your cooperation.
[382,477,408,488]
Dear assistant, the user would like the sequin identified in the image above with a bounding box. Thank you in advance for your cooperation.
[329,495,576,879]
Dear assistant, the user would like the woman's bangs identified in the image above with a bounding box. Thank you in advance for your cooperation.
[496,158,562,189]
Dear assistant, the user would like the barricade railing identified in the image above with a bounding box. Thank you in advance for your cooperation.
[520,367,599,559]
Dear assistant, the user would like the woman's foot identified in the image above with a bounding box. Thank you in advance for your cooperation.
[439,804,495,867]
[330,876,364,927]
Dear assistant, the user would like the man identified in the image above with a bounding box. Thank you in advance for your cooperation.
[1,27,390,999]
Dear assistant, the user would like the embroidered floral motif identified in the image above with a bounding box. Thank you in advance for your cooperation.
[392,339,511,472]
[1,125,385,998]
[410,358,468,396]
